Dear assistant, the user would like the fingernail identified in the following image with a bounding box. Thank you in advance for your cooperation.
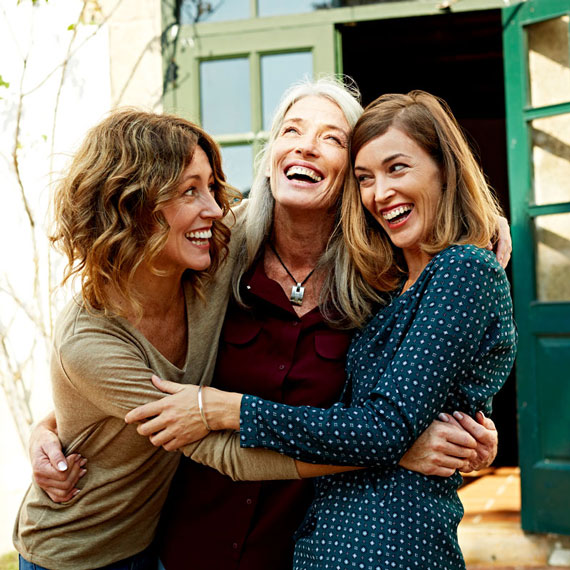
[478,411,485,419]
[453,411,464,420]
[79,469,87,478]
[57,461,68,472]
[438,413,449,422]
[79,458,88,466]
[72,489,80,497]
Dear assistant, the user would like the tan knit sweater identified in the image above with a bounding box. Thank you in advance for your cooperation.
[13,201,298,570]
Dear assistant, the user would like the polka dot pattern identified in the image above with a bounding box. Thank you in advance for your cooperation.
[240,245,517,569]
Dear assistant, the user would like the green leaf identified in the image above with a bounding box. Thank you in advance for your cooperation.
[67,23,76,31]
[0,75,10,89]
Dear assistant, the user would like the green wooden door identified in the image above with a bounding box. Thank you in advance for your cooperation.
[503,0,570,534]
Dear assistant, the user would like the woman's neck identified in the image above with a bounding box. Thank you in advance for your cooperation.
[401,247,433,293]
[272,205,336,267]
[123,264,185,321]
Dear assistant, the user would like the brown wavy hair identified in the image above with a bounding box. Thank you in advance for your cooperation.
[50,108,239,318]
[343,90,502,301]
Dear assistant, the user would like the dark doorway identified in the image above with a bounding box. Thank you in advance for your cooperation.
[340,9,518,466]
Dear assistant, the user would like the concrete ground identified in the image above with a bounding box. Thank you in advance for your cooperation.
[460,467,570,569]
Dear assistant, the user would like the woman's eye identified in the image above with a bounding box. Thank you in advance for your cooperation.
[184,187,196,197]
[326,134,345,147]
[282,126,299,135]
[391,163,407,173]
[357,174,370,184]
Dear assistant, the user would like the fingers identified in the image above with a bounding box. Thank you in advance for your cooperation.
[476,410,496,430]
[136,416,168,437]
[35,455,87,503]
[35,455,86,487]
[495,216,512,268]
[496,241,512,268]
[437,414,477,448]
[148,429,183,450]
[44,440,71,473]
[452,411,497,445]
[151,374,184,394]
[125,400,163,424]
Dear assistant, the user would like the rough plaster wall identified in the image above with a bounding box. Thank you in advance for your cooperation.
[103,0,163,110]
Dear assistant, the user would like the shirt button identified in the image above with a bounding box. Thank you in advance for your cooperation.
[292,321,299,327]
[232,542,239,550]
[246,498,253,505]
[278,364,285,370]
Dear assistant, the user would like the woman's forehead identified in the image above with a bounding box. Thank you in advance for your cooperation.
[283,95,349,131]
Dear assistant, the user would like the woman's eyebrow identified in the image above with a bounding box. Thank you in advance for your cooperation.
[382,152,411,164]
[354,153,411,171]
[284,117,349,137]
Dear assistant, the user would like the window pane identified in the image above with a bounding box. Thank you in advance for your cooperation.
[257,0,413,17]
[221,144,253,194]
[526,16,570,108]
[200,59,251,135]
[261,52,313,130]
[535,213,570,302]
[258,0,327,17]
[181,0,250,24]
[531,113,570,206]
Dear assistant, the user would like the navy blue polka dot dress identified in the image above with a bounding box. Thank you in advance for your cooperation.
[240,245,517,569]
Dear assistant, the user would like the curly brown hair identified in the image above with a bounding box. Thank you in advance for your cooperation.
[50,108,239,318]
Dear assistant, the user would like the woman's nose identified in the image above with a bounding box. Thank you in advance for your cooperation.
[374,179,396,203]
[295,134,319,157]
[203,192,223,219]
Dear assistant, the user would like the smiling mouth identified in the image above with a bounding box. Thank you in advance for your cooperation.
[382,204,414,224]
[185,229,212,245]
[285,165,323,183]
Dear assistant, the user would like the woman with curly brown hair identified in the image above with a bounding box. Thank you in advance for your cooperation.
[13,109,302,570]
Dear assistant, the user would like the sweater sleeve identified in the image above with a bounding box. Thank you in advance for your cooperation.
[58,327,171,418]
[240,248,516,467]
[181,431,300,481]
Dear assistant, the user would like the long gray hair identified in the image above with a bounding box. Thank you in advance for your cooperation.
[232,75,383,327]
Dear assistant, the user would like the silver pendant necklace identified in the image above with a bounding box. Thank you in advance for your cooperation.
[269,242,316,306]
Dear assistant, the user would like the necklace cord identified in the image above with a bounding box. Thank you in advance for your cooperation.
[269,242,315,286]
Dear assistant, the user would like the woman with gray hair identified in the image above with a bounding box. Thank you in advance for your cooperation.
[31,77,508,570]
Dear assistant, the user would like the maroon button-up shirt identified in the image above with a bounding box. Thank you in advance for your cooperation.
[158,260,353,570]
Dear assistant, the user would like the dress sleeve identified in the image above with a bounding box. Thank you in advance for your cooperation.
[240,248,516,467]
[181,431,300,481]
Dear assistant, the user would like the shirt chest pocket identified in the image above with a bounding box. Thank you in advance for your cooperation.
[220,316,263,347]
[314,330,352,362]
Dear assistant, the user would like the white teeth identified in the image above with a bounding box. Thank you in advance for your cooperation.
[383,205,413,221]
[285,165,323,182]
[185,229,212,240]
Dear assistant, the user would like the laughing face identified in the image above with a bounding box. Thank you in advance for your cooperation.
[158,145,223,275]
[354,126,443,265]
[268,95,351,214]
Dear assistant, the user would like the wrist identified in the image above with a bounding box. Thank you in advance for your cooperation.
[202,387,242,431]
